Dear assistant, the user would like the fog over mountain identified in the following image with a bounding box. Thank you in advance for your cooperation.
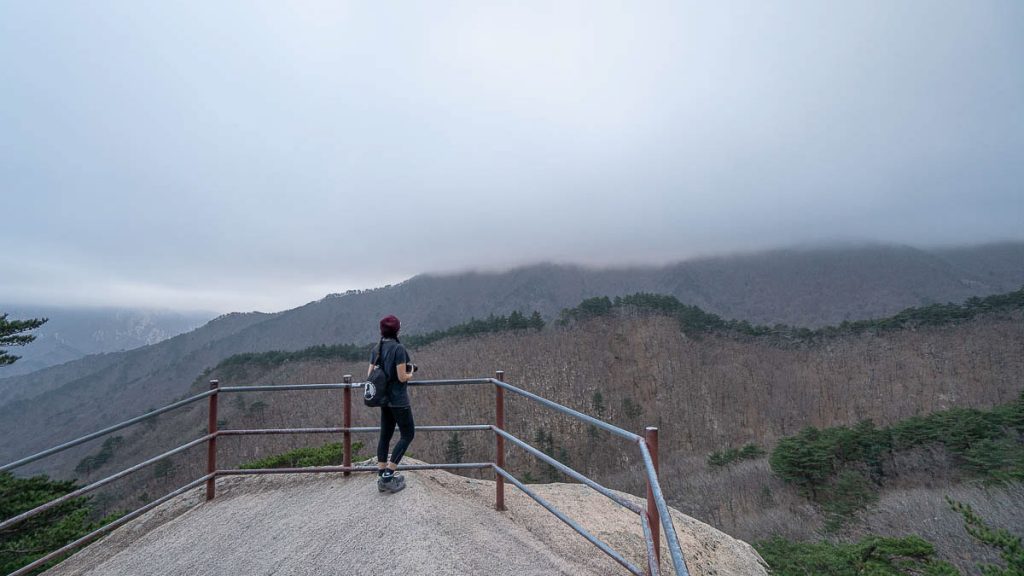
[2,2,1021,313]
[0,307,214,378]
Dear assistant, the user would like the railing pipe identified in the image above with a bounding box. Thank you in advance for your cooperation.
[206,380,218,501]
[218,462,492,475]
[7,474,215,576]
[219,379,495,393]
[0,389,216,473]
[492,427,643,514]
[638,439,690,576]
[3,372,692,576]
[217,427,345,436]
[343,375,352,477]
[216,425,491,437]
[641,512,661,576]
[489,378,642,443]
[646,427,661,570]
[0,434,213,532]
[495,370,506,512]
[220,383,355,392]
[407,377,493,386]
[493,465,644,576]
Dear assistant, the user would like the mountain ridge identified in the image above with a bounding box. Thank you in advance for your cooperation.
[0,307,214,378]
[68,289,1023,574]
[2,242,1022,473]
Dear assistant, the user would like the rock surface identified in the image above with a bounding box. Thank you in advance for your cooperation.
[45,462,768,576]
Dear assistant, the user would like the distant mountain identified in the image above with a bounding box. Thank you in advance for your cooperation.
[0,307,214,378]
[56,287,1024,575]
[1,242,1022,472]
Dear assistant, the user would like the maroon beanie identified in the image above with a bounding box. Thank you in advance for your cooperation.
[379,315,401,338]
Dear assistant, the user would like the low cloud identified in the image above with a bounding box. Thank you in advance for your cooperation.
[2,1,1022,312]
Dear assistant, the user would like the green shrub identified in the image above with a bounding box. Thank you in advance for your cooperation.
[822,471,879,532]
[770,428,837,493]
[153,458,173,479]
[0,472,120,575]
[444,432,465,464]
[591,390,606,416]
[240,442,364,469]
[621,398,642,421]
[214,311,543,374]
[769,392,1024,523]
[217,344,367,373]
[708,444,766,467]
[559,293,730,334]
[532,428,561,482]
[949,498,1024,575]
[558,287,1024,341]
[74,436,124,476]
[404,310,544,348]
[756,535,959,576]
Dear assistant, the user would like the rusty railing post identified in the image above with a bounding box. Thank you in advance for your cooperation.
[206,380,219,501]
[343,374,352,476]
[495,370,506,511]
[645,426,661,572]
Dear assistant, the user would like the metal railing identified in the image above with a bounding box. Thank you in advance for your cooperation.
[1,372,690,576]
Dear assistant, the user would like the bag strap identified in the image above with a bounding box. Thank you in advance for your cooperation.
[373,337,384,368]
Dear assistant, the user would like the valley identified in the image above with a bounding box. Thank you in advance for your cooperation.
[48,288,1024,575]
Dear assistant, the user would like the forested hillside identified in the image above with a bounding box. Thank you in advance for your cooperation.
[54,288,1024,574]
[2,243,1022,473]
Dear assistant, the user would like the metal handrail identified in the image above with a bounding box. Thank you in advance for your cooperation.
[7,474,216,576]
[219,462,493,475]
[217,424,492,436]
[221,376,690,574]
[639,439,687,573]
[641,512,661,576]
[1,374,690,576]
[219,383,353,392]
[487,377,643,442]
[493,464,644,576]
[0,434,213,532]
[492,426,644,514]
[0,389,216,473]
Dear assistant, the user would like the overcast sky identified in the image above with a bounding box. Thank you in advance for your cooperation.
[2,1,1022,313]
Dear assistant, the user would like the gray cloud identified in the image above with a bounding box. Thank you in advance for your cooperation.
[2,1,1022,312]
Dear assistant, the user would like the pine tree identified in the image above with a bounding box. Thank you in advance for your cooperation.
[949,498,1024,575]
[508,311,526,329]
[533,429,559,482]
[0,313,48,366]
[622,397,642,421]
[445,432,465,464]
[529,311,544,329]
[591,390,606,416]
[0,472,118,574]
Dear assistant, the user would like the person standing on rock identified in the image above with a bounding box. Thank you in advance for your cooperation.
[370,314,416,493]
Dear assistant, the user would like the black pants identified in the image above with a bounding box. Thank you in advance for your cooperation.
[377,406,415,465]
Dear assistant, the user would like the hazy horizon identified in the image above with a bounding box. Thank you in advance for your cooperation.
[3,2,1022,313]
[3,239,1021,315]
